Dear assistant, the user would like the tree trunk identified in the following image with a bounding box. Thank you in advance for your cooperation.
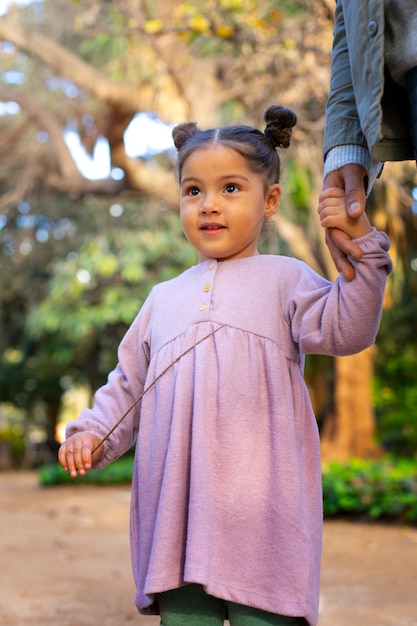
[320,347,382,461]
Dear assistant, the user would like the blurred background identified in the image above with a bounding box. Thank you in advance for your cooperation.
[0,0,416,519]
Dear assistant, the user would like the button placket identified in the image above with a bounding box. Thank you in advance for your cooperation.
[198,261,215,312]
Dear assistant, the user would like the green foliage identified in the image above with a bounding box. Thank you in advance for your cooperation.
[322,457,417,522]
[27,202,194,395]
[373,293,417,456]
[0,189,195,443]
[79,33,128,66]
[2,0,416,466]
[0,424,26,467]
[26,204,195,344]
[282,158,312,225]
[40,455,417,524]
[38,454,135,486]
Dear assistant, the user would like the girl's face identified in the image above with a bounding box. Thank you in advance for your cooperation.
[179,145,281,263]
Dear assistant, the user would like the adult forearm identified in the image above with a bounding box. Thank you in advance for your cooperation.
[323,0,366,157]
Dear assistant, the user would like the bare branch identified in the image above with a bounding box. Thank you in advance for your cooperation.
[0,85,126,198]
[275,215,322,273]
[0,15,156,116]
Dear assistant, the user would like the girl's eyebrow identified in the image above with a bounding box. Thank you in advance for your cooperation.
[180,176,199,185]
[181,173,250,185]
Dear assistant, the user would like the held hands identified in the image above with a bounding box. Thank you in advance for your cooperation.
[58,432,103,478]
[319,186,372,279]
[321,164,369,281]
[324,165,367,219]
[319,186,371,238]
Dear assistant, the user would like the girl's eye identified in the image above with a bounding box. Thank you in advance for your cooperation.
[187,186,200,196]
[225,183,239,193]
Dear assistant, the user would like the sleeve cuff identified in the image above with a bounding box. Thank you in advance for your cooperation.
[323,145,383,194]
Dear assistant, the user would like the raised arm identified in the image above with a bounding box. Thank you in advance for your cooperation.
[284,228,392,357]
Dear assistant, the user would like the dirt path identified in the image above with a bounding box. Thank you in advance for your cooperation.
[1,472,416,626]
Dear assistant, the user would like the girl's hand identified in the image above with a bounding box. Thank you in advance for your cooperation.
[318,186,369,281]
[319,187,371,239]
[58,432,103,478]
[323,164,367,218]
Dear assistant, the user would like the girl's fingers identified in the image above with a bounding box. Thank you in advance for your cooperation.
[58,436,94,477]
[320,214,344,229]
[66,440,82,477]
[81,443,93,471]
[318,188,346,221]
[319,186,345,202]
[318,199,345,215]
[58,433,103,477]
[57,443,69,472]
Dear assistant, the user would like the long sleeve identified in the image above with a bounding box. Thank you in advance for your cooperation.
[323,0,413,164]
[323,0,368,159]
[284,228,392,356]
[322,144,383,194]
[65,296,152,468]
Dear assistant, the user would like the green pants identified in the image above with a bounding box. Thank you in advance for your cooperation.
[158,584,306,626]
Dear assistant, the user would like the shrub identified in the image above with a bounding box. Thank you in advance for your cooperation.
[38,455,134,486]
[322,457,417,522]
[39,455,417,523]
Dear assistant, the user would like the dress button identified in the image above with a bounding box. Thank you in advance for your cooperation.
[199,305,207,311]
[367,20,378,37]
[208,262,215,270]
[203,284,211,292]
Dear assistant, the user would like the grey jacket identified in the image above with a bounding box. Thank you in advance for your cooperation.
[323,0,414,163]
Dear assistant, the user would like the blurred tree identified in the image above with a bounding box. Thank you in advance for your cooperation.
[0,189,195,450]
[372,163,417,457]
[0,190,79,451]
[0,0,414,460]
[374,297,417,457]
[0,0,333,206]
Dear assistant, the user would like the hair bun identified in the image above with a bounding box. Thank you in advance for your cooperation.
[263,105,297,149]
[172,122,199,150]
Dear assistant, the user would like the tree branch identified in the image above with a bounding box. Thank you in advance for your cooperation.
[0,14,154,116]
[0,85,125,197]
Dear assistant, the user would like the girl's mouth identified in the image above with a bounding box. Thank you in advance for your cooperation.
[201,223,225,231]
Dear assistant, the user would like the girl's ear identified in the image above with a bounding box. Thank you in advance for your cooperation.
[264,184,281,217]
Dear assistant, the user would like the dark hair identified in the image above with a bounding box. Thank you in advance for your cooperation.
[172,105,297,187]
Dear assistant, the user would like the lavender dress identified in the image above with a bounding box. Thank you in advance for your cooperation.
[67,228,391,626]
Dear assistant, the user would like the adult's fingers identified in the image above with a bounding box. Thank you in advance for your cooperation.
[328,227,364,259]
[325,229,355,281]
[322,165,367,218]
[340,164,367,218]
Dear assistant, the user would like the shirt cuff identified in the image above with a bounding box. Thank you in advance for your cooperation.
[323,145,383,195]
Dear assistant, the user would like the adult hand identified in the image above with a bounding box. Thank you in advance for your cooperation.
[322,164,368,280]
[58,432,103,478]
[324,163,367,217]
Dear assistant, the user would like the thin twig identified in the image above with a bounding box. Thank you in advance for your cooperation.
[92,325,224,454]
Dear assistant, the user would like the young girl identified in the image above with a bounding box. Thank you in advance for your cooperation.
[58,105,392,626]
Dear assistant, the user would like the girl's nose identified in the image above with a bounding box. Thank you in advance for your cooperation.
[200,194,219,214]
